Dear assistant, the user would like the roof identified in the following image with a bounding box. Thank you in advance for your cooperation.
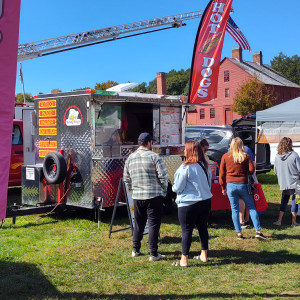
[228,58,300,88]
[256,96,300,122]
[106,82,139,92]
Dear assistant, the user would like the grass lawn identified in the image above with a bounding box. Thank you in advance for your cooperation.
[1,170,299,300]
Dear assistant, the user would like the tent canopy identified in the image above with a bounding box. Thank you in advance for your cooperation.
[256,97,300,122]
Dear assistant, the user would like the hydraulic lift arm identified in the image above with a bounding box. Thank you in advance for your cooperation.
[18,10,203,61]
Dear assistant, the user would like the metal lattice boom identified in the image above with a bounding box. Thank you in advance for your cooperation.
[18,11,203,61]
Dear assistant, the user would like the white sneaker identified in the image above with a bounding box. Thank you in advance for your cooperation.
[273,220,281,226]
[132,250,141,257]
[149,253,166,262]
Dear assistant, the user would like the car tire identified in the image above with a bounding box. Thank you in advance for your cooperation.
[43,152,67,184]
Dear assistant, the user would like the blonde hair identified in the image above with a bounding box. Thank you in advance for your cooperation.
[230,137,247,164]
[278,137,293,155]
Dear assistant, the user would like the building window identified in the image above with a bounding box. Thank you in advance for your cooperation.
[200,109,205,119]
[225,88,230,98]
[210,108,215,119]
[224,71,229,82]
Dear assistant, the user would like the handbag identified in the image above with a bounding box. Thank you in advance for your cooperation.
[247,174,256,195]
[253,183,268,212]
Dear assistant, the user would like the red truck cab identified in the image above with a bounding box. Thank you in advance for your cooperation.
[9,120,24,186]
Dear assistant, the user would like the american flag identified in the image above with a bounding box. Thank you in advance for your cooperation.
[226,16,251,52]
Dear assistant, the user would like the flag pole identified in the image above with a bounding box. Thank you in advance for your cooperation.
[19,63,26,104]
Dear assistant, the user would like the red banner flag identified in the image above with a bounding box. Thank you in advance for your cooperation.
[188,0,233,104]
[0,0,21,220]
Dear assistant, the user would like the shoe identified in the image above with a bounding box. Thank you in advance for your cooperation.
[237,234,245,240]
[132,250,141,257]
[273,220,281,226]
[149,253,166,262]
[172,260,188,267]
[241,221,250,229]
[291,223,299,227]
[255,232,268,240]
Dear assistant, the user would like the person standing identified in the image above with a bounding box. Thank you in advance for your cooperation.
[219,137,267,240]
[172,141,212,267]
[273,137,300,227]
[123,132,168,261]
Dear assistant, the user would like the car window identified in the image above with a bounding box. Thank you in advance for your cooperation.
[12,125,23,145]
[186,128,232,145]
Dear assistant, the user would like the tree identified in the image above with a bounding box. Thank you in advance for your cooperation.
[94,80,118,90]
[232,78,277,116]
[15,93,34,104]
[51,89,62,94]
[271,52,300,85]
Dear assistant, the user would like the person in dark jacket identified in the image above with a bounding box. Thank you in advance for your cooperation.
[273,137,300,227]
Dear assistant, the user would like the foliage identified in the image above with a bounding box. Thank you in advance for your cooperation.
[94,80,118,90]
[232,78,277,115]
[2,171,300,299]
[72,87,91,91]
[15,93,34,104]
[271,52,300,85]
[51,88,62,94]
[132,69,191,95]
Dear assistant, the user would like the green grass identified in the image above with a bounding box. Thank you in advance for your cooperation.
[1,170,299,300]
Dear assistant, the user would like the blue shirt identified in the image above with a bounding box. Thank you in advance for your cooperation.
[172,163,212,207]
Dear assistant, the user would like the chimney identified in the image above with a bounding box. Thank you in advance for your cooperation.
[253,51,263,65]
[156,72,167,95]
[232,46,242,61]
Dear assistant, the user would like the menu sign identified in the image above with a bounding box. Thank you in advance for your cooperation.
[160,107,181,145]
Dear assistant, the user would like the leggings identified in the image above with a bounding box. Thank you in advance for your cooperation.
[178,199,211,256]
[280,193,298,213]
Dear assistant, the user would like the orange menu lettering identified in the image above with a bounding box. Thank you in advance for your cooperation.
[39,109,57,118]
[39,140,57,149]
[39,100,56,109]
[39,118,57,127]
[39,128,57,136]
[39,149,55,158]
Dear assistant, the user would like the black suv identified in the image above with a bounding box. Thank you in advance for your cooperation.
[185,115,271,174]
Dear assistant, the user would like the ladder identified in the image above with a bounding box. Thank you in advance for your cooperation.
[18,11,203,62]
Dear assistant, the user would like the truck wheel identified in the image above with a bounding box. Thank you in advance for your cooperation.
[43,152,67,184]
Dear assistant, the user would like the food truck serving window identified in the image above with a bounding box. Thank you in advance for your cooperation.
[95,104,122,146]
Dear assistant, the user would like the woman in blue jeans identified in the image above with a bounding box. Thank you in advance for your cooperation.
[219,138,267,240]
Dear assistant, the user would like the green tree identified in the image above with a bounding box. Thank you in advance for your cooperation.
[94,80,118,90]
[271,52,300,85]
[132,82,147,93]
[232,78,277,116]
[15,93,34,104]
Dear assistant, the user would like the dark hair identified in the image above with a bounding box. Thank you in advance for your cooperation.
[184,140,208,169]
[200,139,209,148]
[278,137,293,155]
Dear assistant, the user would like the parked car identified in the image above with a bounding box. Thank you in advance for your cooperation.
[186,116,271,174]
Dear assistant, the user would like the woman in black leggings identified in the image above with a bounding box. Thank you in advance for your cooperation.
[172,141,212,267]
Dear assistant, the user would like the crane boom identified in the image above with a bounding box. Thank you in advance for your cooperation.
[18,11,203,62]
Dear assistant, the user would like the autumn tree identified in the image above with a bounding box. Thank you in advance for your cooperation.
[94,80,118,90]
[51,89,62,94]
[232,78,276,116]
[15,93,34,104]
[271,52,300,85]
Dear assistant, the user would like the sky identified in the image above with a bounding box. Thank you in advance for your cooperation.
[15,0,300,96]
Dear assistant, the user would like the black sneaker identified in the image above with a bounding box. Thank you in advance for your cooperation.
[241,221,249,229]
[255,232,268,240]
[237,234,245,240]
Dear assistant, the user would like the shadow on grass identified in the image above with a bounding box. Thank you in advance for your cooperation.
[0,261,61,299]
[61,292,300,299]
[207,249,300,265]
[0,220,58,230]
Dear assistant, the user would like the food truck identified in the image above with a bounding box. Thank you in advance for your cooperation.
[21,90,187,210]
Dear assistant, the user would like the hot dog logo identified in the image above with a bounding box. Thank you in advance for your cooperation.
[63,105,83,126]
[199,32,222,54]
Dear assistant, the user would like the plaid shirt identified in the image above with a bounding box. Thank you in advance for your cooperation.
[123,146,168,200]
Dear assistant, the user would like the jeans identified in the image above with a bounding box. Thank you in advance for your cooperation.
[227,183,261,232]
[133,196,163,256]
[178,199,211,255]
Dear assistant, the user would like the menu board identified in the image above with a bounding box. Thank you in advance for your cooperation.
[160,107,181,145]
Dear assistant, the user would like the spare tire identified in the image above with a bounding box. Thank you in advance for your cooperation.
[43,152,67,184]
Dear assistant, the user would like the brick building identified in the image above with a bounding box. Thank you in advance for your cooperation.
[188,47,300,125]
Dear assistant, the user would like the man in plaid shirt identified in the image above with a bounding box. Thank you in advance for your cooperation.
[123,132,168,261]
